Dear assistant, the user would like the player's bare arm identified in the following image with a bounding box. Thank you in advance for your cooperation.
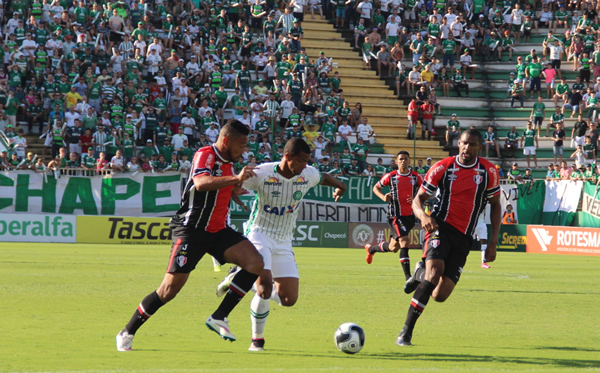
[412,187,437,232]
[372,182,392,202]
[486,193,502,263]
[320,172,347,202]
[194,166,257,191]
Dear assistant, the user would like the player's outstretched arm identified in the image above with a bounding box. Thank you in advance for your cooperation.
[320,172,347,202]
[194,167,257,192]
[486,194,502,263]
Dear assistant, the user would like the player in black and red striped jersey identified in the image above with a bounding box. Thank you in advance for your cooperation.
[396,129,502,346]
[116,120,264,351]
[364,151,422,284]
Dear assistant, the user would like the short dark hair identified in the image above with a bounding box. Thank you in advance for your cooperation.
[461,128,483,144]
[397,150,410,158]
[221,119,250,139]
[283,137,311,156]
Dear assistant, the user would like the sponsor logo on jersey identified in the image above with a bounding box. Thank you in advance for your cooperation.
[205,154,214,168]
[264,176,283,186]
[293,176,309,185]
[271,191,281,196]
[263,204,298,215]
[215,168,223,176]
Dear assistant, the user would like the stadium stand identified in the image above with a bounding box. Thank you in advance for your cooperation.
[0,0,598,183]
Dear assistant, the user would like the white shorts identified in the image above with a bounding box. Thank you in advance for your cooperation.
[473,221,488,241]
[524,146,536,155]
[247,230,298,279]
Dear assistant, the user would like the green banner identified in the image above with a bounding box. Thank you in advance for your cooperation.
[515,181,545,225]
[581,183,600,227]
[0,171,182,216]
[496,224,527,252]
[229,219,348,247]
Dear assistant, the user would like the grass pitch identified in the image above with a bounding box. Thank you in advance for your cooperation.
[1,242,599,373]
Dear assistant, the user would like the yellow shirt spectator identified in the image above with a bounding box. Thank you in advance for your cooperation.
[421,70,434,84]
[66,91,82,108]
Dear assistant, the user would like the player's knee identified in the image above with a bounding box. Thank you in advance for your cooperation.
[279,294,298,307]
[432,292,449,302]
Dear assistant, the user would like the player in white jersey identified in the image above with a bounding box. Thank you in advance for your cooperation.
[473,211,490,268]
[216,138,347,351]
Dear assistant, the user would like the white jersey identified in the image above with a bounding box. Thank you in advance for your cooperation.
[244,162,321,241]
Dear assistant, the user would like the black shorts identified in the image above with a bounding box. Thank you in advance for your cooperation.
[423,218,472,284]
[580,69,591,83]
[293,12,304,22]
[166,226,247,273]
[110,31,123,43]
[534,116,543,126]
[240,46,251,57]
[389,216,416,240]
[551,59,561,69]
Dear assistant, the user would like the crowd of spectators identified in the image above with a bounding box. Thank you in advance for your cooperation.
[0,0,399,176]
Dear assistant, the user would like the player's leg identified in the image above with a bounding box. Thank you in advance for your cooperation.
[250,239,298,351]
[207,229,263,341]
[397,216,416,280]
[480,238,490,268]
[365,218,399,263]
[396,258,444,346]
[117,236,198,351]
[249,233,274,351]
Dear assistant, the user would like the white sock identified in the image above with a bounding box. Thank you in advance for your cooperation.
[250,294,270,339]
[481,244,487,263]
[269,287,282,306]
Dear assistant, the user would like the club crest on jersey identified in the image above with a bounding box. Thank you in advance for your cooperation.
[473,175,483,185]
[264,177,283,186]
[293,190,303,200]
[293,176,309,185]
[430,239,440,248]
[177,255,187,267]
[264,204,298,215]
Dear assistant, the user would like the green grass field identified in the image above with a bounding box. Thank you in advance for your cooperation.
[1,243,599,373]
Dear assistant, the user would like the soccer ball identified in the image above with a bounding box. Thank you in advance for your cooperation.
[334,323,365,354]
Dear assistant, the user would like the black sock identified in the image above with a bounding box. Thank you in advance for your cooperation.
[399,247,411,279]
[212,269,258,320]
[414,261,426,282]
[404,280,436,333]
[125,291,165,335]
[371,242,392,254]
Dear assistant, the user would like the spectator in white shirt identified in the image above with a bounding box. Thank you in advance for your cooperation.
[170,127,188,150]
[180,112,196,138]
[356,118,374,144]
[111,150,125,171]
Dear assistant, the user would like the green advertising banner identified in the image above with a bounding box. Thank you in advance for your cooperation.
[581,183,600,227]
[496,224,527,252]
[0,171,182,217]
[229,219,348,247]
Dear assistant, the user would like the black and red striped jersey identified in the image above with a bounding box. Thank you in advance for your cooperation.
[171,145,234,233]
[377,170,422,218]
[421,156,500,236]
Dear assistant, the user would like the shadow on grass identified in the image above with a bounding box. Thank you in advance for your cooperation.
[465,288,600,295]
[261,350,600,368]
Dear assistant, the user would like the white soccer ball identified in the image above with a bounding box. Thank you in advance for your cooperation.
[334,322,365,354]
